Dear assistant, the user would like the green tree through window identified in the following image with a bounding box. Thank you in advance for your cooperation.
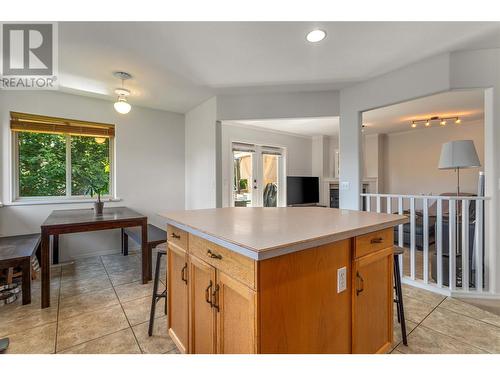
[17,132,111,198]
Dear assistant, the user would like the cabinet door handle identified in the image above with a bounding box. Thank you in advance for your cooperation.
[356,272,364,296]
[181,263,188,284]
[207,249,222,260]
[212,284,220,312]
[205,281,213,307]
[370,237,383,244]
[170,233,181,239]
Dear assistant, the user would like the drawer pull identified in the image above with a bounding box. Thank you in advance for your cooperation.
[205,281,213,307]
[356,272,364,296]
[212,284,220,311]
[181,263,188,284]
[207,249,222,260]
[170,232,181,239]
[370,237,384,244]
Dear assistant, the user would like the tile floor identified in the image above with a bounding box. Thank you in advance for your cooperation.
[1,247,500,354]
[1,247,178,354]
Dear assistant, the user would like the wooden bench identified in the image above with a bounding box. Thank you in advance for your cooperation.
[0,234,41,305]
[121,224,167,256]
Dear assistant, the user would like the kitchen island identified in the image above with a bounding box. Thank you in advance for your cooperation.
[159,207,408,354]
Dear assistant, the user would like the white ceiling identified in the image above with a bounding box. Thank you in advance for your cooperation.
[363,90,484,135]
[229,117,340,137]
[58,22,500,113]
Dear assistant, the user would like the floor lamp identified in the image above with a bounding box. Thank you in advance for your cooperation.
[438,140,481,285]
[438,140,481,196]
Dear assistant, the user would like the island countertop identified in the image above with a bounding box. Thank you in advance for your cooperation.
[159,207,408,260]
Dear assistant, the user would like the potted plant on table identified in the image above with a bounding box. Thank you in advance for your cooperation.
[86,181,107,215]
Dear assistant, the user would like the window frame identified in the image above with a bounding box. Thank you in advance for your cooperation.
[11,131,115,203]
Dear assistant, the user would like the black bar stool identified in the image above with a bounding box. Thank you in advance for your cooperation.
[148,249,167,336]
[393,246,408,346]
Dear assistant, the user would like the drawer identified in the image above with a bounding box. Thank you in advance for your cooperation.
[189,234,256,290]
[167,224,188,251]
[354,228,393,259]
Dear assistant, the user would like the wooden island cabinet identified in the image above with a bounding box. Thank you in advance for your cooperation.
[162,208,407,354]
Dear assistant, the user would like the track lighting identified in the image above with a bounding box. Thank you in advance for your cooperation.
[410,116,461,129]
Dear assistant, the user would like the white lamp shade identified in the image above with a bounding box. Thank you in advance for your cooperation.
[114,98,131,114]
[438,140,481,170]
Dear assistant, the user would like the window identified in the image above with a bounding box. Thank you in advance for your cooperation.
[11,112,114,201]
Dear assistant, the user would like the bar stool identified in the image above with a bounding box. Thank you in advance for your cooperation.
[393,246,408,346]
[148,249,167,336]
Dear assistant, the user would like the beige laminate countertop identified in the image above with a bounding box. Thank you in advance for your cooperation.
[159,207,408,260]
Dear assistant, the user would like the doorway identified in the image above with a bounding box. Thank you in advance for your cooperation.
[231,142,285,207]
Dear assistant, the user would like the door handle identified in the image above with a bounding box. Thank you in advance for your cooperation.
[370,237,383,244]
[181,263,188,284]
[207,249,222,260]
[212,284,220,312]
[205,281,213,307]
[356,272,364,296]
[170,232,181,239]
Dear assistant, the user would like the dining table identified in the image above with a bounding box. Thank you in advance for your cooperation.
[40,206,150,308]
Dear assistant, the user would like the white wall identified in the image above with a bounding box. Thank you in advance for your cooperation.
[381,123,484,195]
[339,54,451,210]
[220,123,312,207]
[217,91,340,121]
[0,90,185,260]
[185,97,217,209]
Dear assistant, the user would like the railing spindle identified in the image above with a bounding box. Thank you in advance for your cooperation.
[437,199,443,288]
[462,200,469,291]
[366,196,371,212]
[410,197,416,280]
[475,198,483,292]
[386,197,392,214]
[376,196,381,213]
[423,198,429,284]
[449,200,456,291]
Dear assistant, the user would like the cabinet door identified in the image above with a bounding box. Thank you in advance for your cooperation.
[352,247,393,354]
[189,255,216,354]
[167,243,189,353]
[215,272,257,354]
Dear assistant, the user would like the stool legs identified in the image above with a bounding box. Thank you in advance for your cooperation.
[149,249,167,337]
[394,254,408,346]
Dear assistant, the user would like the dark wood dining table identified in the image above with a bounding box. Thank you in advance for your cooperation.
[40,207,150,308]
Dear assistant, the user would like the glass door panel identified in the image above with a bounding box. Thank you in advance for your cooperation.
[233,151,254,207]
[262,154,279,207]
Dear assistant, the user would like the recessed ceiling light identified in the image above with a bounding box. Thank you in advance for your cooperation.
[306,29,326,43]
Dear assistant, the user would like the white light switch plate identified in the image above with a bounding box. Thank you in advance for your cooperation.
[337,266,347,293]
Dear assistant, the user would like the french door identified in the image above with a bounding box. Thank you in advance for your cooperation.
[231,142,285,207]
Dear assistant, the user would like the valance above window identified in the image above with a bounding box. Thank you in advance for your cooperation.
[10,112,115,138]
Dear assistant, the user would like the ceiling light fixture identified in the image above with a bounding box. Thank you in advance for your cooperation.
[113,71,132,114]
[306,29,326,43]
[409,116,461,129]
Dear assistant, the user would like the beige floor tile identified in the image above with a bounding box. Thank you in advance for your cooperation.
[402,295,437,324]
[59,287,120,320]
[122,296,166,326]
[4,323,57,354]
[58,328,141,354]
[61,264,107,281]
[109,268,142,286]
[132,316,176,354]
[56,304,129,351]
[396,325,486,354]
[402,284,446,307]
[440,297,500,328]
[459,297,500,317]
[74,255,103,266]
[114,280,164,304]
[0,303,58,336]
[166,347,181,354]
[421,307,500,353]
[60,274,113,298]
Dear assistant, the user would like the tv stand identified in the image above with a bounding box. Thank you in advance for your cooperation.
[287,203,327,208]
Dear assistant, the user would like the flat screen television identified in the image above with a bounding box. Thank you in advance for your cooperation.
[286,176,319,205]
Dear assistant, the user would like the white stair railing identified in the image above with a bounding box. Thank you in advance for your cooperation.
[361,193,490,296]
